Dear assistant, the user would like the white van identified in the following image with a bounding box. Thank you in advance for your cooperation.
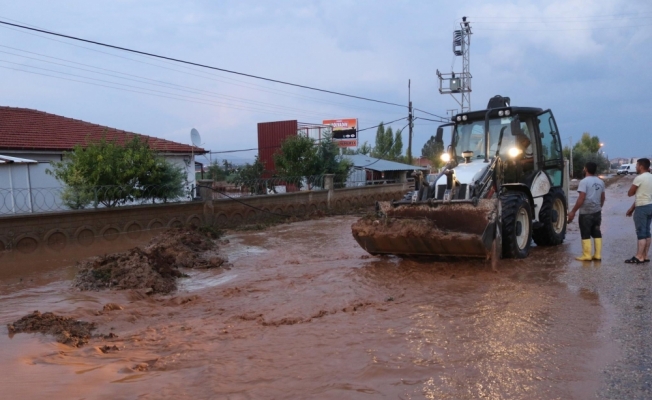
[617,164,636,175]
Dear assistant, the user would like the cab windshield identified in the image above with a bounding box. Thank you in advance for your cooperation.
[452,116,517,160]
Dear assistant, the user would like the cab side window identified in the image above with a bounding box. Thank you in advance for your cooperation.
[537,111,563,186]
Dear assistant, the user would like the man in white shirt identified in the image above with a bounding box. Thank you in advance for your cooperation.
[626,158,652,263]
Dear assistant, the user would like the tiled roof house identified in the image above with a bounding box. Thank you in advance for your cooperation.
[0,106,206,155]
[0,106,206,197]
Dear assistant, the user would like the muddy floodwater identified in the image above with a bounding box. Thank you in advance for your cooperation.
[3,179,642,399]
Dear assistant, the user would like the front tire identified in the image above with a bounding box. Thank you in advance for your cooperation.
[501,192,533,258]
[533,188,567,246]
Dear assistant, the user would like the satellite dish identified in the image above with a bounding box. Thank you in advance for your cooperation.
[190,128,202,147]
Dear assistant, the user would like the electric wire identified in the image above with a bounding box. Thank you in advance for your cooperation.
[0,64,346,121]
[413,108,449,121]
[0,41,405,118]
[208,117,408,155]
[0,51,350,119]
[357,120,413,168]
[0,19,410,109]
[0,16,391,112]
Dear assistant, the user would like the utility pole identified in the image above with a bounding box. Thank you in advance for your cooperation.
[407,79,413,165]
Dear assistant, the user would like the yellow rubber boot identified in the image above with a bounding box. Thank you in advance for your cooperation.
[576,239,593,261]
[593,238,602,261]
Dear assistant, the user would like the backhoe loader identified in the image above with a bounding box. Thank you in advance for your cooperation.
[351,95,569,260]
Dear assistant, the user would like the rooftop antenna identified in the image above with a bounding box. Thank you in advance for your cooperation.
[436,16,472,113]
[190,127,202,169]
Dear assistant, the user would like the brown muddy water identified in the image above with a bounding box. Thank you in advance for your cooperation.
[0,214,616,399]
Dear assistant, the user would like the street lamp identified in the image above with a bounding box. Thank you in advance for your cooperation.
[599,143,609,173]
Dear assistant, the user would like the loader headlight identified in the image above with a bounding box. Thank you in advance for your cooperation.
[441,153,451,162]
[508,147,522,158]
[462,115,467,121]
[498,110,504,117]
[504,109,511,116]
[456,116,462,122]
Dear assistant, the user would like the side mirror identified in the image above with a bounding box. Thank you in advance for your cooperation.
[510,117,524,137]
[435,127,444,144]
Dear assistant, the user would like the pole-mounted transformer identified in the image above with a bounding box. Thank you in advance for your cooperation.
[437,16,472,113]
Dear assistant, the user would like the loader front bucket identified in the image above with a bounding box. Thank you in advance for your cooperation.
[351,199,498,258]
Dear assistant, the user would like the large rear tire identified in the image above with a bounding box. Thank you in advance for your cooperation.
[501,192,532,259]
[533,188,567,246]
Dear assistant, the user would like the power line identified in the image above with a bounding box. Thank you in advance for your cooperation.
[209,118,408,155]
[0,53,345,119]
[0,19,409,109]
[0,17,385,112]
[413,108,449,121]
[357,120,413,168]
[357,117,408,132]
[0,40,406,117]
[0,65,336,120]
[468,13,652,22]
[473,24,652,32]
[416,116,449,123]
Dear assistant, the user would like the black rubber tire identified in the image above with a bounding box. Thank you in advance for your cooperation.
[533,187,567,246]
[501,192,533,259]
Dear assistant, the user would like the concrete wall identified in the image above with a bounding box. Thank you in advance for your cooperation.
[0,182,407,255]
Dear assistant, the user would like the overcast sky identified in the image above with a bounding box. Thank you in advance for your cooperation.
[1,0,650,164]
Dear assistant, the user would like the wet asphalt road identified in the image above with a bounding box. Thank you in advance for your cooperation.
[563,174,652,399]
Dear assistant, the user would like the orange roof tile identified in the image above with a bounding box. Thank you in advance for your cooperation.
[0,106,206,154]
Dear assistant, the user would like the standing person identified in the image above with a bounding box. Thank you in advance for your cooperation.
[625,158,652,264]
[567,161,606,261]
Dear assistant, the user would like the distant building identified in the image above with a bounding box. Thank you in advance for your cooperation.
[413,156,432,171]
[343,154,428,186]
[257,120,330,177]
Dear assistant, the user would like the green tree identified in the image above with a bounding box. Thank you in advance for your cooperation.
[273,134,319,180]
[206,160,228,181]
[422,135,445,169]
[273,133,352,189]
[48,136,187,208]
[230,156,265,194]
[316,132,353,186]
[357,141,372,155]
[140,159,187,203]
[389,128,403,162]
[371,123,393,158]
[565,132,609,178]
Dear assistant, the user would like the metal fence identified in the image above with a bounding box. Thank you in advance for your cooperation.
[209,175,327,199]
[1,173,407,215]
[0,184,195,215]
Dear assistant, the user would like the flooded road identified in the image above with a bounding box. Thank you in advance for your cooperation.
[0,175,647,399]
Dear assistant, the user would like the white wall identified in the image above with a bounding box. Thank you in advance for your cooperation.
[0,163,38,214]
[0,151,196,214]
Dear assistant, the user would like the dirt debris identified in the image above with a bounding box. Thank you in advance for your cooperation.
[103,303,124,311]
[7,310,96,347]
[73,228,228,294]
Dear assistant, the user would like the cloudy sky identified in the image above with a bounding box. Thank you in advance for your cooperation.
[1,0,650,164]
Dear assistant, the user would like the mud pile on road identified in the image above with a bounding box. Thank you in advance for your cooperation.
[74,228,227,294]
[7,310,96,347]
